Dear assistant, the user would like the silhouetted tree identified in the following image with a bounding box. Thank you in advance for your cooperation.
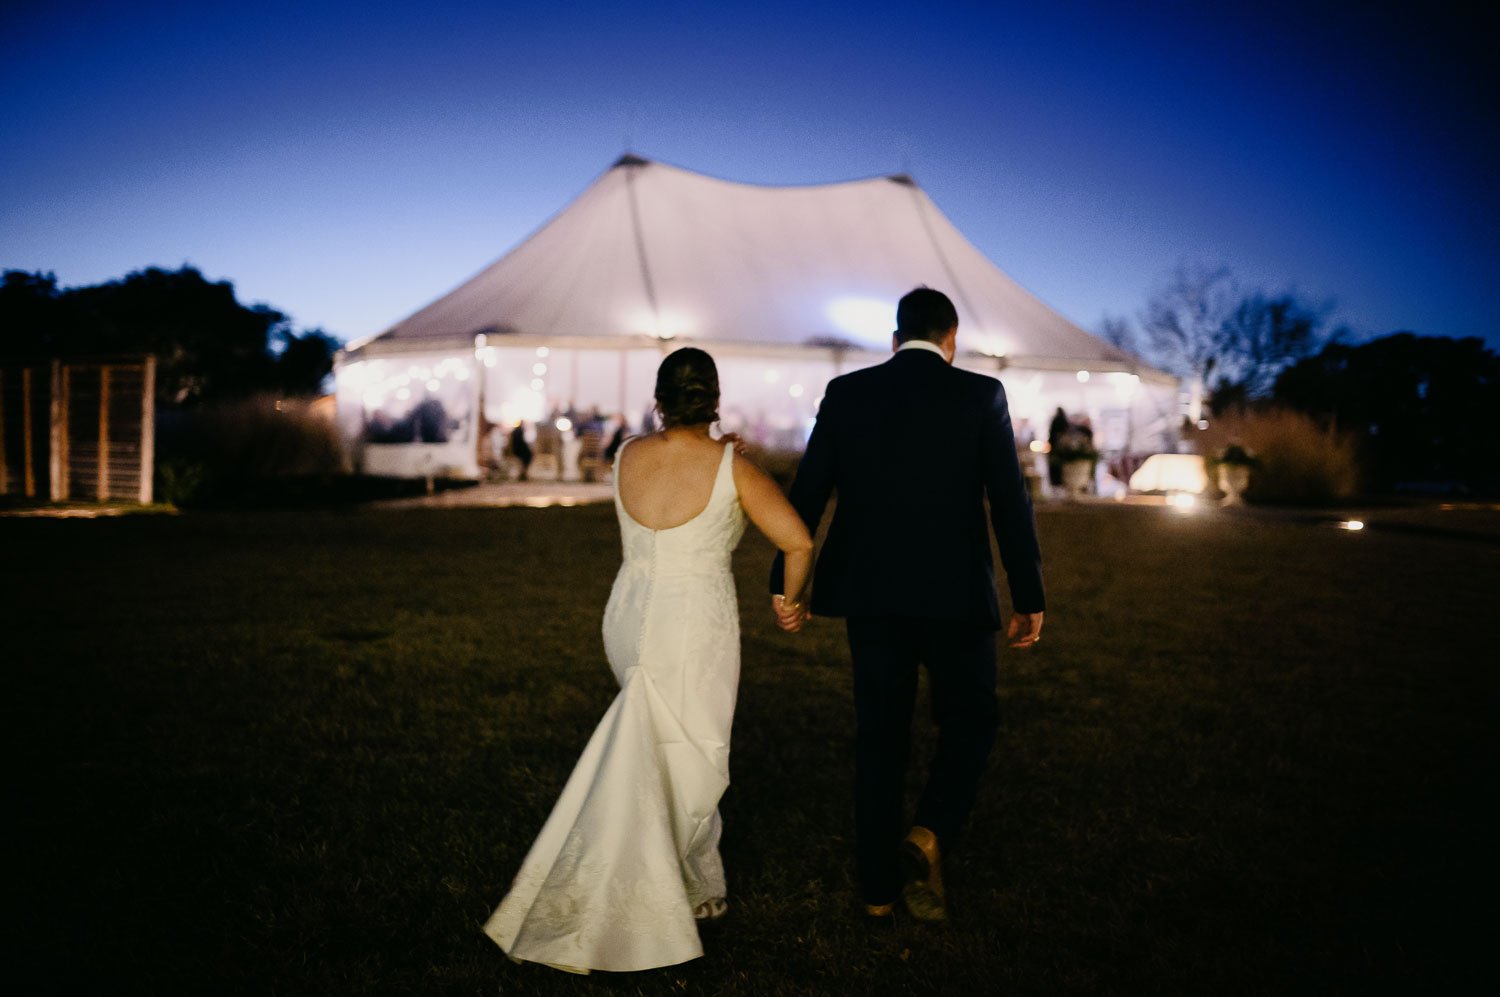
[1138,262,1238,420]
[1206,293,1336,414]
[0,265,338,404]
[0,270,74,355]
[1274,332,1500,492]
[274,327,340,397]
[1128,263,1339,418]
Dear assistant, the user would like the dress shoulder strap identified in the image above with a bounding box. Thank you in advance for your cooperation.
[711,440,736,499]
[612,435,638,500]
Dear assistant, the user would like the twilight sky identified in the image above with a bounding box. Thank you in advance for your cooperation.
[2,0,1495,349]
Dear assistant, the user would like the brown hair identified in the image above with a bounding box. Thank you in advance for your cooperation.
[654,347,720,427]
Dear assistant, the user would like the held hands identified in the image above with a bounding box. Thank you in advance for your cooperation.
[1007,611,1044,649]
[772,594,810,633]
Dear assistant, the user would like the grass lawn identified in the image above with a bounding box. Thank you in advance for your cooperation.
[6,502,1496,994]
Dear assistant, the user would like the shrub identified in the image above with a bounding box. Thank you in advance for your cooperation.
[1217,443,1259,468]
[1193,409,1359,505]
[155,394,345,506]
[155,458,212,506]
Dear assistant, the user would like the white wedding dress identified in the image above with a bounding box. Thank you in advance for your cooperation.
[484,440,747,973]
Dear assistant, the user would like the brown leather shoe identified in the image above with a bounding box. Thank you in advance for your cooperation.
[899,826,947,922]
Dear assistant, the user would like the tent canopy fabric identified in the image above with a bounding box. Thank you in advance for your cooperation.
[364,156,1159,376]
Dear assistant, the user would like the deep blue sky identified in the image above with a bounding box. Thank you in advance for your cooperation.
[3,1,1494,349]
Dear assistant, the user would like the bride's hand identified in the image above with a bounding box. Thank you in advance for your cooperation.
[772,595,809,633]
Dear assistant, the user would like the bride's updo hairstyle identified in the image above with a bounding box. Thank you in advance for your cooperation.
[654,347,720,428]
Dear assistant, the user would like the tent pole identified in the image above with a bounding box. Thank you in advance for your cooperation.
[617,350,626,419]
[474,355,486,475]
[623,163,662,333]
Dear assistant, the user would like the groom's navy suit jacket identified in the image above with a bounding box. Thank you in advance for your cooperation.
[770,347,1045,628]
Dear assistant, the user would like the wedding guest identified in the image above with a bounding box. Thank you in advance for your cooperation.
[604,417,628,462]
[509,422,533,481]
[1047,406,1070,487]
[415,397,450,443]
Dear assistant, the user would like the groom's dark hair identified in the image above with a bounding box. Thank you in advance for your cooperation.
[894,287,959,344]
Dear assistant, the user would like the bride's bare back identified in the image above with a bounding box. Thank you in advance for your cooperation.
[616,431,730,531]
[618,429,813,553]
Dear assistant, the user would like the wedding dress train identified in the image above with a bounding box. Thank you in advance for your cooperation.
[484,441,746,973]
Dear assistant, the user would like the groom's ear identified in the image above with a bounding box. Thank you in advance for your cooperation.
[891,332,901,353]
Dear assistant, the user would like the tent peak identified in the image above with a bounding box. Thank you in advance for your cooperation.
[609,155,922,193]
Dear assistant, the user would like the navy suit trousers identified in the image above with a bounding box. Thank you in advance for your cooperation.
[846,616,1000,905]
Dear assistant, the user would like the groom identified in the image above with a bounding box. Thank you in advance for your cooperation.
[770,286,1045,923]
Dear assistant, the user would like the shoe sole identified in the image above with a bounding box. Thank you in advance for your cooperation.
[899,841,948,922]
[693,898,729,922]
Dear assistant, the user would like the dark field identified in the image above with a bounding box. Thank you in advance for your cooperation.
[6,503,1496,995]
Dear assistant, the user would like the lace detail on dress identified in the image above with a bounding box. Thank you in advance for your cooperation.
[483,441,746,974]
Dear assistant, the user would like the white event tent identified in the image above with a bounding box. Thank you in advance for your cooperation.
[334,155,1180,480]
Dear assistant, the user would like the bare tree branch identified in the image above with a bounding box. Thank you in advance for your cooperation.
[1138,261,1238,382]
[1217,293,1331,398]
[1098,313,1138,357]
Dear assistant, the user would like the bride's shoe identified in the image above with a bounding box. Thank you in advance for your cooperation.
[692,897,729,922]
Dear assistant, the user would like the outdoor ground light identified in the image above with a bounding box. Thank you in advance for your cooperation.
[1166,491,1197,511]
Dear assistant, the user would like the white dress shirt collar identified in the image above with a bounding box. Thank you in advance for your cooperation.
[896,338,949,361]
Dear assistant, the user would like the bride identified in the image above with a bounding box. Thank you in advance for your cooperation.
[484,347,814,974]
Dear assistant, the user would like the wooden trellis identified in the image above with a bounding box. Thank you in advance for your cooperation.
[0,356,156,503]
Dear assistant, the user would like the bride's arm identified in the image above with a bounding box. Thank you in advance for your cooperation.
[732,455,814,621]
